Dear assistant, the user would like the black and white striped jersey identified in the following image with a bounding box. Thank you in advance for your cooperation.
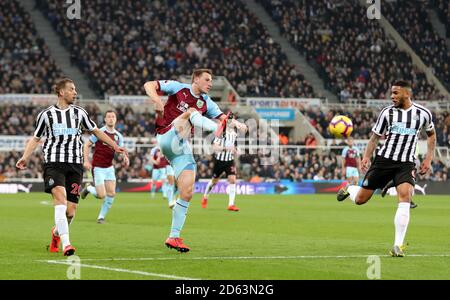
[34,104,97,164]
[372,103,434,162]
[214,131,237,161]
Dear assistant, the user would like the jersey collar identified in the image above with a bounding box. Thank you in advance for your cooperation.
[189,86,204,99]
[53,104,72,111]
[103,126,116,134]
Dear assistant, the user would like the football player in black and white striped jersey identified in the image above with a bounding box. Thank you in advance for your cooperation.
[16,78,127,256]
[336,80,436,257]
[202,114,245,211]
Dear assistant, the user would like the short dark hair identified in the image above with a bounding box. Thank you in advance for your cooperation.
[53,78,74,96]
[104,110,116,117]
[392,80,411,89]
[191,69,213,83]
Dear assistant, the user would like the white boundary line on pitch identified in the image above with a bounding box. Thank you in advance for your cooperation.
[42,253,450,262]
[40,260,201,280]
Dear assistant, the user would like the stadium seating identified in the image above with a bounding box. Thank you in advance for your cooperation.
[257,0,445,101]
[1,103,448,181]
[383,1,450,91]
[36,0,315,98]
[432,0,450,38]
[0,1,63,94]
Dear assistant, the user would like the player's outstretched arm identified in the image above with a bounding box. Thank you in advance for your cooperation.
[212,139,223,153]
[83,140,93,171]
[420,129,436,175]
[143,81,164,116]
[356,156,362,173]
[361,133,380,172]
[341,157,346,178]
[232,119,248,133]
[91,128,127,155]
[16,137,41,169]
[121,154,130,168]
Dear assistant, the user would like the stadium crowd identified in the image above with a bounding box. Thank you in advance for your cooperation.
[432,0,450,39]
[2,129,449,183]
[0,104,155,138]
[237,150,448,182]
[383,0,450,91]
[301,107,450,147]
[257,0,445,101]
[0,1,63,94]
[1,0,449,183]
[36,0,315,98]
[3,103,448,147]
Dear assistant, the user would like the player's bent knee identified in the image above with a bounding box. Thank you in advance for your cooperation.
[398,192,411,202]
[180,187,194,201]
[355,195,369,205]
[180,191,193,201]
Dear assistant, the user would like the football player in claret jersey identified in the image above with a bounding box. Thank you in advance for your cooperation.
[80,110,129,224]
[150,145,175,208]
[144,69,246,252]
[341,137,361,185]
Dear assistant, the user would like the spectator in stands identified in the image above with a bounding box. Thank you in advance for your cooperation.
[257,0,445,100]
[2,104,449,182]
[37,0,315,98]
[0,1,62,94]
[384,1,450,91]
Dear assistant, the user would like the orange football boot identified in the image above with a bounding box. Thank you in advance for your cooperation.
[49,226,60,253]
[165,237,190,253]
[227,205,240,212]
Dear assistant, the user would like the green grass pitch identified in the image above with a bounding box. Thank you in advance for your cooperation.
[0,192,449,280]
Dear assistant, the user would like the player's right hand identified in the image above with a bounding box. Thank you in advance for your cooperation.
[360,157,370,173]
[83,161,92,171]
[154,101,164,118]
[114,146,128,156]
[16,158,27,170]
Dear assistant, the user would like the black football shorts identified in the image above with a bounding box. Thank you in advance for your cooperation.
[362,156,415,190]
[212,160,237,178]
[43,162,84,204]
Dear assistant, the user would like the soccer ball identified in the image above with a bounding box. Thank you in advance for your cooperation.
[328,115,353,138]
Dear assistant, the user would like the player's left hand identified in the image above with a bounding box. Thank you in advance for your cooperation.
[154,100,164,118]
[233,120,247,133]
[360,157,370,173]
[123,155,130,168]
[114,145,128,156]
[419,159,432,175]
[16,157,27,170]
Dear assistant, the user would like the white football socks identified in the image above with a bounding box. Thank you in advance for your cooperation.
[204,180,215,198]
[228,184,236,206]
[54,204,70,248]
[347,185,361,204]
[394,202,410,246]
[189,110,218,132]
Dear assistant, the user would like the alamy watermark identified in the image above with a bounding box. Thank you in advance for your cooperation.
[366,255,381,279]
[366,0,381,20]
[66,255,81,279]
[189,118,280,166]
[66,0,81,20]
